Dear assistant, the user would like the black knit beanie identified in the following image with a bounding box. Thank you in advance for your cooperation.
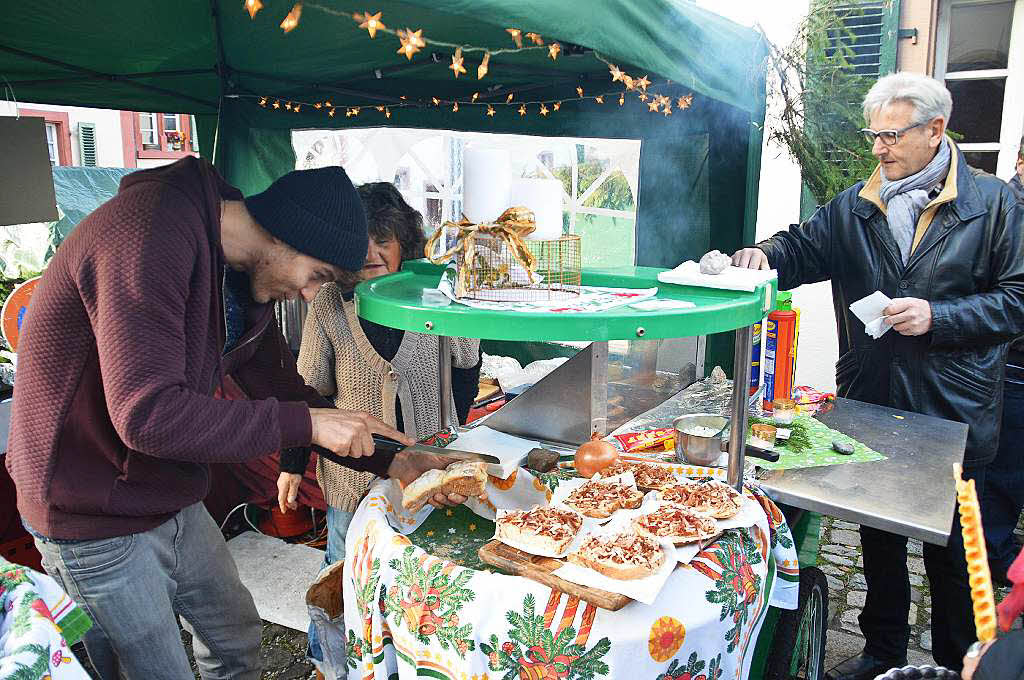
[244,166,369,271]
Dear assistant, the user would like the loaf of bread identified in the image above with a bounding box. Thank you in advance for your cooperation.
[401,460,488,512]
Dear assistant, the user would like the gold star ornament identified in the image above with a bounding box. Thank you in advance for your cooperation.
[576,86,584,98]
[357,11,385,39]
[677,94,693,110]
[486,105,495,117]
[525,32,544,46]
[449,47,467,78]
[244,0,263,20]
[506,28,523,48]
[635,75,651,92]
[280,2,302,33]
[518,104,527,116]
[397,28,425,60]
[539,103,549,116]
[647,99,660,112]
[477,52,490,80]
[548,43,561,60]
[609,64,624,82]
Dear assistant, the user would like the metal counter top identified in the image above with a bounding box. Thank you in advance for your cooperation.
[614,393,966,546]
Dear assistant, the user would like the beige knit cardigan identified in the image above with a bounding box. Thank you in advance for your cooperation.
[297,283,480,511]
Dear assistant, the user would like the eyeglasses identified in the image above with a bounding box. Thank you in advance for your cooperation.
[860,122,925,146]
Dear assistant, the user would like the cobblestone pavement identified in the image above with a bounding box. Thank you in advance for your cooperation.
[819,514,1023,670]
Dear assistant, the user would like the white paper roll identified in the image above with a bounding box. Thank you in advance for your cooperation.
[511,177,564,240]
[462,147,511,223]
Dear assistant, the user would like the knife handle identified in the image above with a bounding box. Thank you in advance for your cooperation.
[372,434,406,455]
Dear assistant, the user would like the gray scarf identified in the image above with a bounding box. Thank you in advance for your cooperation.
[879,136,951,264]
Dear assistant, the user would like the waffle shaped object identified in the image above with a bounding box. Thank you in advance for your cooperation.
[953,463,997,642]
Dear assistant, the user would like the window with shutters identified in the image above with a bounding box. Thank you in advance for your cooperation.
[935,0,1024,179]
[138,113,158,149]
[78,123,97,167]
[798,0,902,218]
[128,111,197,163]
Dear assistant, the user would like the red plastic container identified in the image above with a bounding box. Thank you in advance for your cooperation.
[763,302,798,411]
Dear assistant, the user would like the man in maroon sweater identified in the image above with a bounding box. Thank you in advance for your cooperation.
[5,157,467,679]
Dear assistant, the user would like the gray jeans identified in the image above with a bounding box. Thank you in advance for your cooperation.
[31,502,263,680]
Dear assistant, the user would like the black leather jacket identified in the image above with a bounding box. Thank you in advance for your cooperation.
[758,144,1024,466]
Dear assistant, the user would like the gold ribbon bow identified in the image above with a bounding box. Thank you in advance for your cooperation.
[424,206,539,297]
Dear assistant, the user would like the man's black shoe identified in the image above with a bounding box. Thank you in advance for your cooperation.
[825,653,907,680]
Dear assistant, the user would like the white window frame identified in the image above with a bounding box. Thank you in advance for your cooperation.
[44,122,58,166]
[162,113,180,133]
[139,112,158,148]
[935,0,1024,179]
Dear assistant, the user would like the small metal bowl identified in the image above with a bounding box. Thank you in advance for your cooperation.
[673,413,729,466]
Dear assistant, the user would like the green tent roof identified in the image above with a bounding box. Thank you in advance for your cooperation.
[1,0,766,116]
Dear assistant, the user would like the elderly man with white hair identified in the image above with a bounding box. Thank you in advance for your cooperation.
[734,72,1024,678]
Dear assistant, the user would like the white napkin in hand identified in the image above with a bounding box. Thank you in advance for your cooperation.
[849,291,893,340]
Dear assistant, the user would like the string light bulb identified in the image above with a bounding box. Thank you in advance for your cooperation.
[397,28,425,60]
[506,93,514,104]
[328,107,336,117]
[285,101,293,110]
[595,95,604,104]
[635,75,651,92]
[272,99,281,109]
[432,97,441,106]
[609,64,624,82]
[623,75,635,90]
[452,102,459,112]
[280,2,302,33]
[356,11,384,38]
[385,107,392,118]
[506,28,523,48]
[325,100,333,107]
[258,96,268,107]
[618,93,624,106]
[471,92,479,103]
[314,101,322,109]
[548,43,561,60]
[244,0,263,20]
[518,104,527,116]
[576,86,584,98]
[663,106,672,117]
[449,47,467,78]
[525,32,543,46]
[486,105,495,117]
[647,99,660,112]
[553,101,561,111]
[677,94,693,110]
[477,52,490,80]
[293,104,301,113]
[539,103,549,116]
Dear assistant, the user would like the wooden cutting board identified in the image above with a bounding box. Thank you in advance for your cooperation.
[478,540,632,611]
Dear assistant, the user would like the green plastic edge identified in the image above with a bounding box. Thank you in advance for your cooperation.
[355,260,777,341]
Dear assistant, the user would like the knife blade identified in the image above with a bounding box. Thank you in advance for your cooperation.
[402,443,502,464]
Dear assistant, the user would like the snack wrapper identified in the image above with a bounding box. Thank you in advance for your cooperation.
[612,428,676,453]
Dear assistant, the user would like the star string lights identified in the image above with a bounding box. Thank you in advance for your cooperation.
[246,7,695,123]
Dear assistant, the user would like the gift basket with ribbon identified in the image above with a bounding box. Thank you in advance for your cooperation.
[424,206,581,302]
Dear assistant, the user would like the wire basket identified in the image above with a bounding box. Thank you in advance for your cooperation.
[457,233,581,302]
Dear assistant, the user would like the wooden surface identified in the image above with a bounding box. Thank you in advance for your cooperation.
[478,540,632,611]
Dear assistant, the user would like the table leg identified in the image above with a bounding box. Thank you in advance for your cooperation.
[728,325,753,491]
[439,335,453,428]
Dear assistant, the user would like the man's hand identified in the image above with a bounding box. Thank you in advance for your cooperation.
[961,640,994,680]
[884,297,932,336]
[731,248,770,270]
[386,451,488,510]
[309,409,413,457]
[277,472,302,513]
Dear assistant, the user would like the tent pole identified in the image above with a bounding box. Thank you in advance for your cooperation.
[0,44,217,110]
[7,68,215,88]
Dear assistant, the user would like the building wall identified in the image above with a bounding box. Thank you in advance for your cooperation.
[898,0,938,74]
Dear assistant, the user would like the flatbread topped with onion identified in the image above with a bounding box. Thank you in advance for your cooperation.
[496,506,584,555]
[658,479,743,519]
[632,505,719,545]
[563,479,644,519]
[600,460,678,491]
[568,531,666,580]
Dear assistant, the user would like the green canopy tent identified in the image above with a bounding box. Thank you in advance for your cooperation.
[0,0,769,368]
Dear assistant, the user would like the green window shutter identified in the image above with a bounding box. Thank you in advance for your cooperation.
[78,122,97,166]
[879,0,900,75]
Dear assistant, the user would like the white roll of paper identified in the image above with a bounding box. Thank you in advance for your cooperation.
[511,177,564,240]
[462,147,511,223]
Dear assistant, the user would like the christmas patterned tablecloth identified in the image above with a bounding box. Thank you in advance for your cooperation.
[0,558,92,679]
[340,463,798,680]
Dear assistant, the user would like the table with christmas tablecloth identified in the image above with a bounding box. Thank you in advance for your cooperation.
[336,460,798,680]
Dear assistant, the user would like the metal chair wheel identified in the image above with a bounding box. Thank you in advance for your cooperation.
[765,566,828,679]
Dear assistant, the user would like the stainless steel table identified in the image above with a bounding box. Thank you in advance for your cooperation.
[613,392,966,546]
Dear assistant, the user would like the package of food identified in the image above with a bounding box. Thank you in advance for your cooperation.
[612,428,676,453]
[792,386,835,413]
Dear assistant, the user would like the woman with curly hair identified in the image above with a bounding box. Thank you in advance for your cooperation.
[277,182,481,669]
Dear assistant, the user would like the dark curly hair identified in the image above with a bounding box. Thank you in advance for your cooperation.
[356,182,426,261]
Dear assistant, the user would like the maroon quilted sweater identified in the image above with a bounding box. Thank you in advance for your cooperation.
[6,157,389,540]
